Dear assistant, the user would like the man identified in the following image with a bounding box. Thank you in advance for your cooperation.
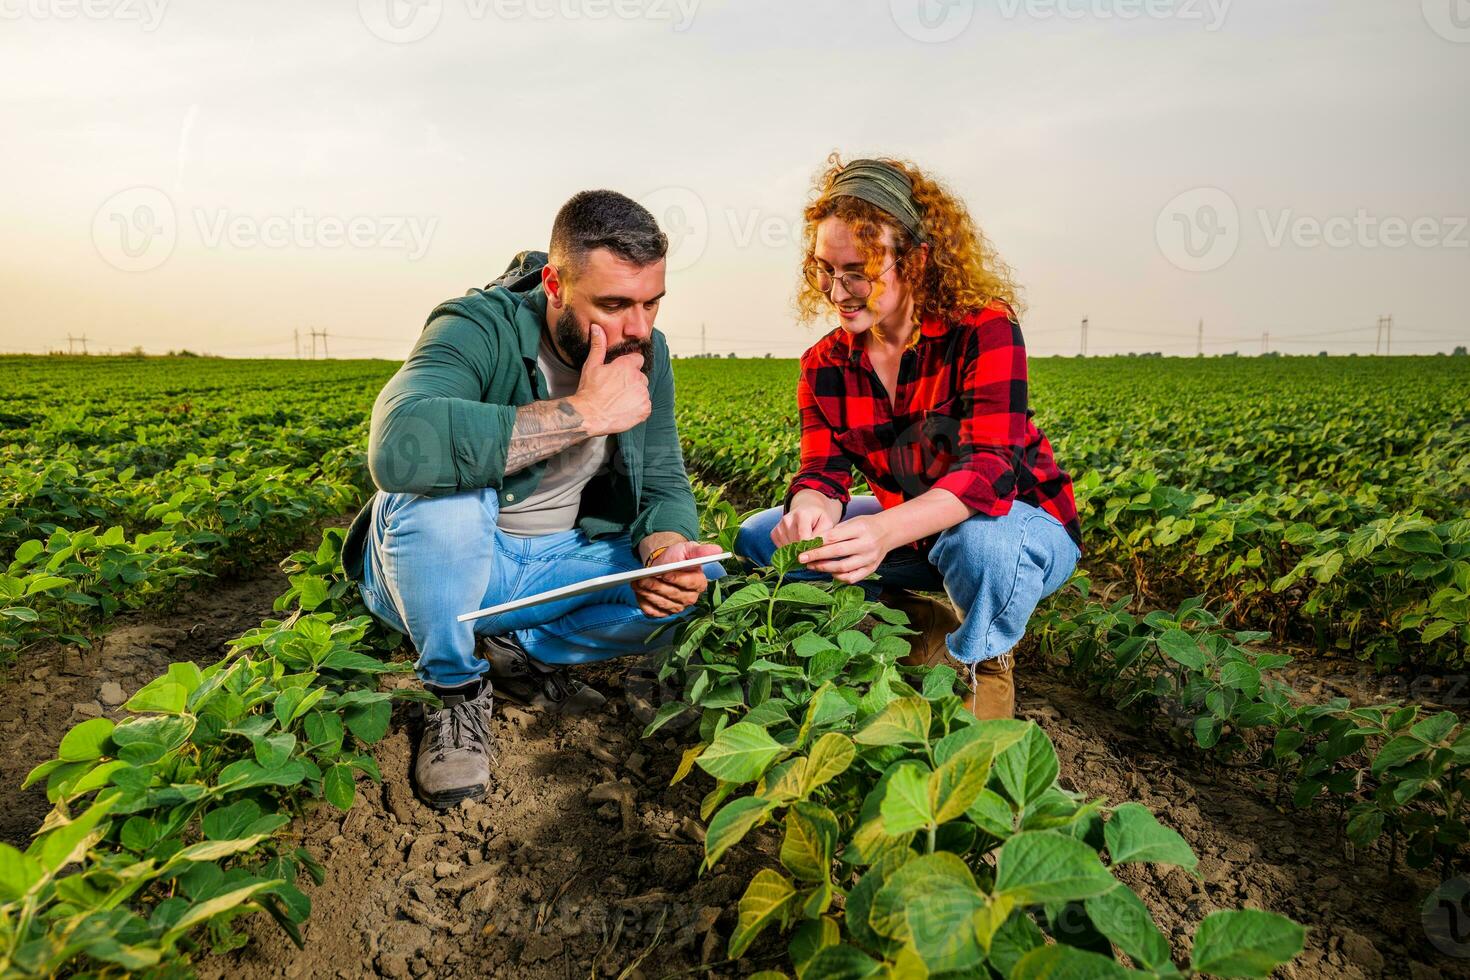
[340,190,725,809]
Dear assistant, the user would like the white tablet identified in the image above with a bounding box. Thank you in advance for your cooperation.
[456,551,734,623]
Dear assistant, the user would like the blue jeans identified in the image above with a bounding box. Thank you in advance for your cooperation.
[735,496,1080,665]
[358,488,728,688]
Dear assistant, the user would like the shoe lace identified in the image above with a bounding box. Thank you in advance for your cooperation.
[428,695,492,761]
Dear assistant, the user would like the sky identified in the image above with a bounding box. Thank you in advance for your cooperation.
[1,0,1467,360]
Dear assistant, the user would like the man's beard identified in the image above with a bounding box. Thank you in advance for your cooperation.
[554,306,654,370]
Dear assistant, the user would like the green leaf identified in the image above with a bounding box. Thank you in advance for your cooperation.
[1190,909,1306,978]
[868,852,985,973]
[344,700,392,745]
[323,764,356,810]
[995,830,1118,905]
[779,802,839,882]
[124,680,188,715]
[879,761,934,835]
[28,796,116,875]
[1085,885,1173,972]
[1010,944,1140,978]
[728,868,796,958]
[774,582,835,606]
[0,842,42,902]
[705,796,775,868]
[799,945,882,978]
[1157,629,1205,670]
[853,697,931,747]
[800,732,855,797]
[252,733,297,770]
[202,800,263,841]
[697,722,785,785]
[57,717,115,762]
[720,582,772,612]
[1104,802,1198,871]
[993,724,1060,808]
[929,741,994,825]
[161,879,280,946]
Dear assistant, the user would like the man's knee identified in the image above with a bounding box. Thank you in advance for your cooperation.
[735,506,783,567]
[378,489,498,580]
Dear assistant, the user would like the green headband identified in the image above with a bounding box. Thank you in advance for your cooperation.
[828,159,926,243]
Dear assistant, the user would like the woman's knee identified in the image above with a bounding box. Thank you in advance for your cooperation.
[735,506,784,566]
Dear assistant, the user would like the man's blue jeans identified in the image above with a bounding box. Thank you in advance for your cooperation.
[358,488,728,688]
[735,496,1080,666]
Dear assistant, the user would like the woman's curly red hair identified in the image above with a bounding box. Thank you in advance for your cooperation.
[796,153,1023,342]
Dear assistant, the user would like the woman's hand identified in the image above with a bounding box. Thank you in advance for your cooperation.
[771,492,840,548]
[798,514,894,584]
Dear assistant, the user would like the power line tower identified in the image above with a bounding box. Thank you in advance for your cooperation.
[701,323,707,357]
[1197,319,1204,357]
[294,329,300,359]
[1080,317,1088,357]
[1261,331,1269,355]
[308,329,329,359]
[67,334,89,355]
[1375,315,1393,355]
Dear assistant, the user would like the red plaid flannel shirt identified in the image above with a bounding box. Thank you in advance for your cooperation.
[786,303,1082,552]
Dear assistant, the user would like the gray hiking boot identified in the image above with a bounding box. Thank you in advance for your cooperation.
[480,634,607,716]
[413,680,495,810]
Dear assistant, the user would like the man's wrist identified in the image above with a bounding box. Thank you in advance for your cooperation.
[566,394,603,437]
[638,531,687,566]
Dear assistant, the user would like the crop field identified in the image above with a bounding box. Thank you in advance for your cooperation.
[1,351,1468,978]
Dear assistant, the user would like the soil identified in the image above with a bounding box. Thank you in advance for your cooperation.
[3,568,1466,978]
[0,565,289,849]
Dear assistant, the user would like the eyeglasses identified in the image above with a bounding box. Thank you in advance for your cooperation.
[805,252,905,300]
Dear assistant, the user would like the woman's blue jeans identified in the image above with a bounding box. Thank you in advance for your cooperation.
[358,487,728,688]
[735,496,1080,666]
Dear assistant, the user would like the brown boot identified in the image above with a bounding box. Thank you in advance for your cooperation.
[964,654,1016,721]
[878,590,1017,720]
[880,589,960,669]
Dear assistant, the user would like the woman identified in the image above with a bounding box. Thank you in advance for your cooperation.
[735,156,1082,720]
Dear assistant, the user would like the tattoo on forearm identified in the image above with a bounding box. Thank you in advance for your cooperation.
[504,399,587,475]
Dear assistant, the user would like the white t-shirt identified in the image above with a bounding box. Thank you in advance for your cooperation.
[496,335,613,537]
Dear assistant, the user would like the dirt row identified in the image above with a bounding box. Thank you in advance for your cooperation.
[2,561,1465,978]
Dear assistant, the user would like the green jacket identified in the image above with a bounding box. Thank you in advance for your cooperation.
[341,251,700,580]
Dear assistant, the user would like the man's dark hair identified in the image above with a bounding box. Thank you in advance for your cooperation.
[549,190,667,277]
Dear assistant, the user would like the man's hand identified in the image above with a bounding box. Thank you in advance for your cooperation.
[798,515,893,584]
[632,540,724,618]
[570,324,651,437]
